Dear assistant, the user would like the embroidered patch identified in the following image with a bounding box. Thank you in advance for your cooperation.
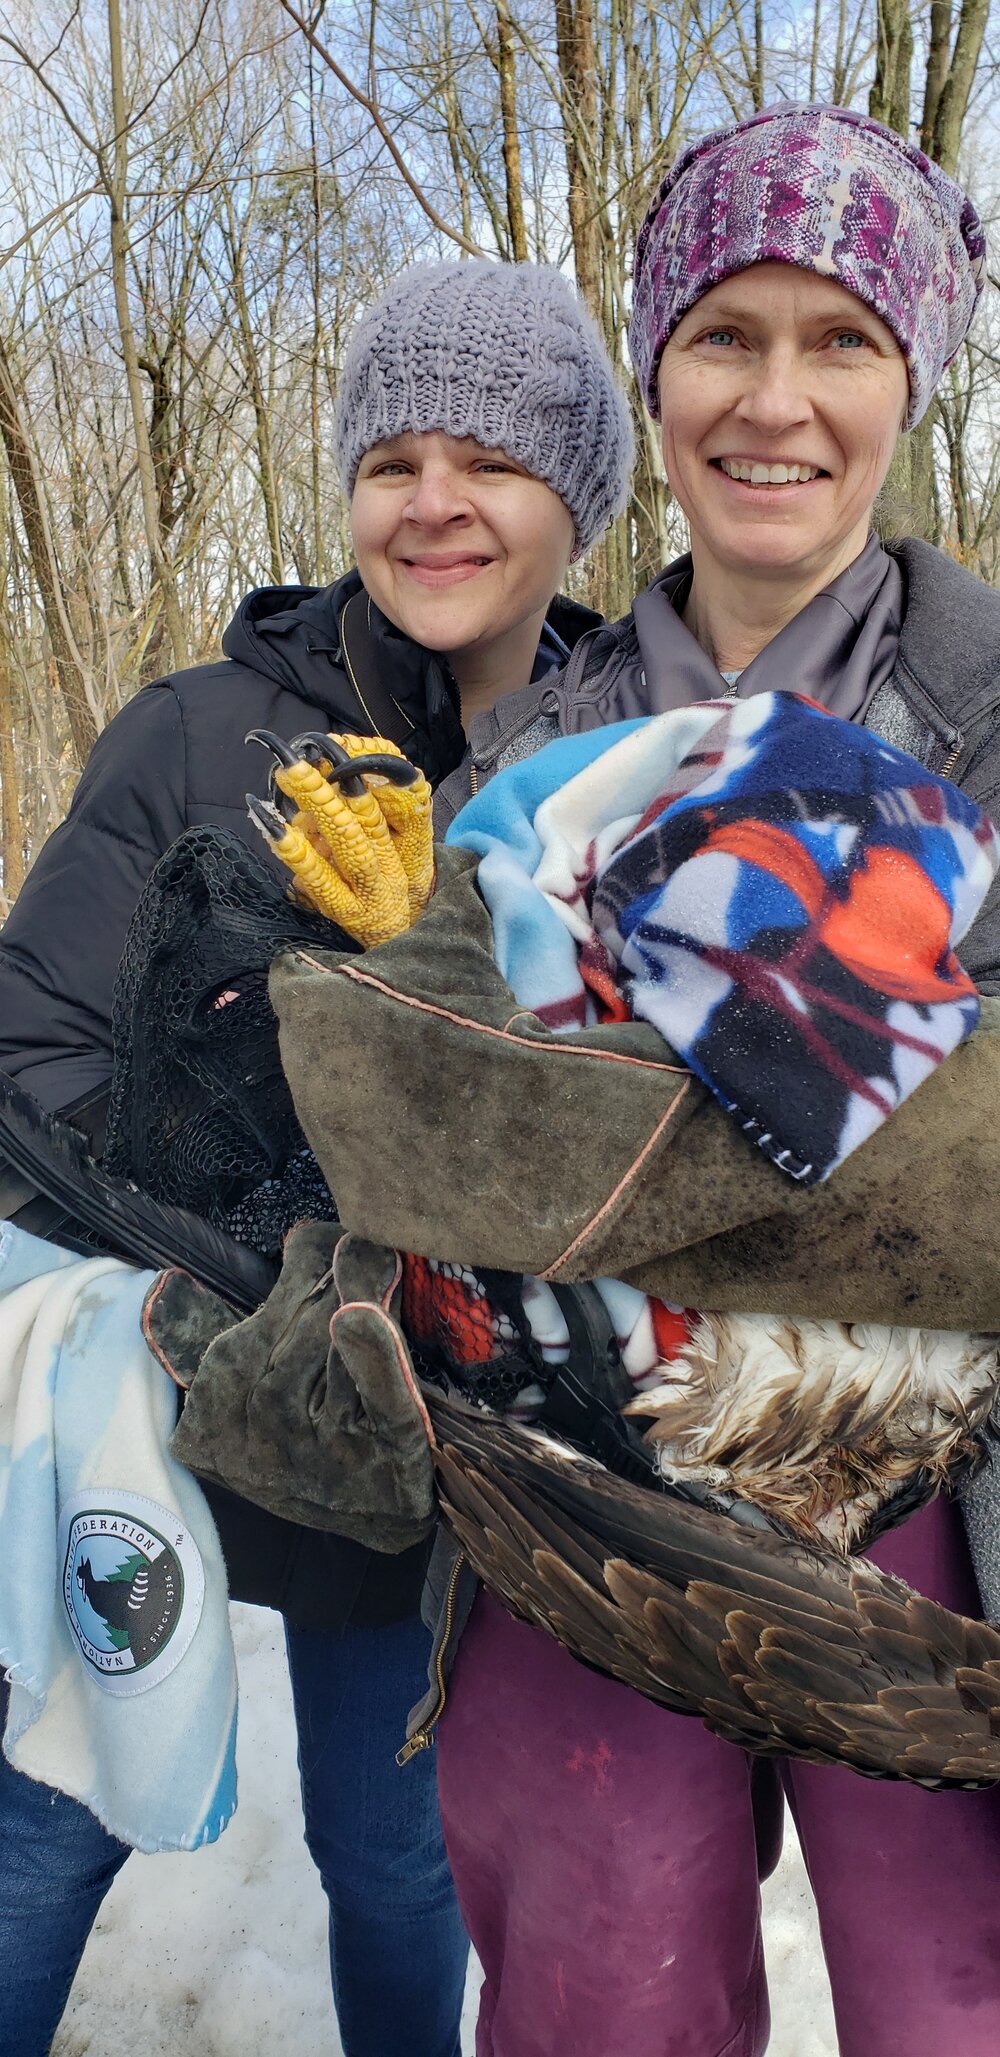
[59,1492,205,1696]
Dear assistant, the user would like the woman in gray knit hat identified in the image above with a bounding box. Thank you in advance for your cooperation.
[334,259,631,727]
[0,259,632,2057]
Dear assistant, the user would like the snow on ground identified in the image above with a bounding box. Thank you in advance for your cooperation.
[53,1604,839,2056]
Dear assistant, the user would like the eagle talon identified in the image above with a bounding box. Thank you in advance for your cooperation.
[287,733,364,795]
[330,751,421,788]
[245,728,300,769]
[245,726,434,944]
[247,727,420,799]
[245,793,290,842]
[246,726,359,802]
[245,730,312,818]
[288,732,422,793]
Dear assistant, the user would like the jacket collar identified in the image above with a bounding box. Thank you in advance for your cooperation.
[631,535,902,724]
[222,570,599,743]
[222,569,443,734]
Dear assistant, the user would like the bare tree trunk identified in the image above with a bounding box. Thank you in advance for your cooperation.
[869,0,912,132]
[631,403,670,591]
[874,0,987,543]
[752,0,765,109]
[0,627,24,905]
[496,3,528,260]
[927,0,989,174]
[808,0,821,97]
[308,53,326,584]
[106,0,188,670]
[0,337,96,764]
[553,0,601,314]
[941,361,973,560]
[921,0,953,153]
[871,0,931,541]
[223,187,285,583]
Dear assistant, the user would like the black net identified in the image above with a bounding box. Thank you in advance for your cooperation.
[104,827,355,1255]
[401,1253,551,1413]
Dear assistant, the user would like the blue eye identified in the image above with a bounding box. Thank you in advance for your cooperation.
[705,328,735,346]
[833,332,865,350]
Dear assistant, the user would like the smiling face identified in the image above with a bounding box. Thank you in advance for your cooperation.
[349,431,576,698]
[656,263,910,595]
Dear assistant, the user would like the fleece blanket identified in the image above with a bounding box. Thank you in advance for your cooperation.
[448,692,999,1185]
[400,693,1000,1407]
[0,1221,237,1852]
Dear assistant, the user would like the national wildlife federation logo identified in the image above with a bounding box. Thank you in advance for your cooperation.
[60,1491,205,1696]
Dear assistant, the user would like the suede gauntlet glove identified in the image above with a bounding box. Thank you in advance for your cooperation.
[142,1220,436,1553]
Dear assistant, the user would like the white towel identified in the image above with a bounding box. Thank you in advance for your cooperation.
[0,1221,237,1851]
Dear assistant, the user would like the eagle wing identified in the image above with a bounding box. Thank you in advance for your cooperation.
[427,1388,1000,1789]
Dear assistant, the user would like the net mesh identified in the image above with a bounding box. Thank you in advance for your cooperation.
[401,1252,546,1411]
[104,826,351,1254]
[101,824,552,1410]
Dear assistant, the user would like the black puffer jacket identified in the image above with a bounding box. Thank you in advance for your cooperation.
[0,569,598,1629]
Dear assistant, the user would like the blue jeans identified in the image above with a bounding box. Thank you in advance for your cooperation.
[0,1613,468,2056]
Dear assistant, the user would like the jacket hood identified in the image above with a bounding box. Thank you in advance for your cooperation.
[220,569,601,761]
[220,570,363,724]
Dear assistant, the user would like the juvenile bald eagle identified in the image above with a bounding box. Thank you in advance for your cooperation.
[236,726,1000,1790]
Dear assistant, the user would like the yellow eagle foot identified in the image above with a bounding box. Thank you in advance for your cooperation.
[246,729,434,948]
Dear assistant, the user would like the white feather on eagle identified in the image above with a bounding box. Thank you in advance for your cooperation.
[629,1315,1000,1550]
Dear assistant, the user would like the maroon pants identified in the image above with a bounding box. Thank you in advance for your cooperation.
[437,1498,1000,2057]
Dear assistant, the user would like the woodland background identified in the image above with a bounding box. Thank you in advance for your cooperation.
[0,0,997,903]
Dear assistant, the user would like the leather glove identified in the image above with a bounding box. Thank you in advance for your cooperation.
[142,1221,436,1553]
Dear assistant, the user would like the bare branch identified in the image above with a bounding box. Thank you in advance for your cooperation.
[276,0,487,255]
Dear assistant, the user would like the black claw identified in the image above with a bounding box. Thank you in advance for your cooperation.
[287,731,422,795]
[246,793,289,842]
[246,726,421,803]
[335,751,421,789]
[291,732,422,791]
[245,731,303,818]
[248,727,363,798]
[287,732,365,795]
[288,730,346,763]
[245,727,300,769]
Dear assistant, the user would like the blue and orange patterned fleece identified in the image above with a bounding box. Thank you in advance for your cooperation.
[448,690,1000,1185]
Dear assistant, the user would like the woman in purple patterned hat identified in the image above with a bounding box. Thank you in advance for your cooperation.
[424,105,1000,2057]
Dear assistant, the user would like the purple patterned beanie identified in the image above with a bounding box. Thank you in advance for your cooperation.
[629,103,985,427]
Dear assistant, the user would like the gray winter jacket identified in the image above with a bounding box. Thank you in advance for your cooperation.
[404,537,1000,1756]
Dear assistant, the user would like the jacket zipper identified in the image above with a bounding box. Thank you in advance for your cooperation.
[471,625,623,784]
[395,1549,466,1764]
[940,742,961,780]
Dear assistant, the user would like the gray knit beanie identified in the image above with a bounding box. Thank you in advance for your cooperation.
[333,260,634,558]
